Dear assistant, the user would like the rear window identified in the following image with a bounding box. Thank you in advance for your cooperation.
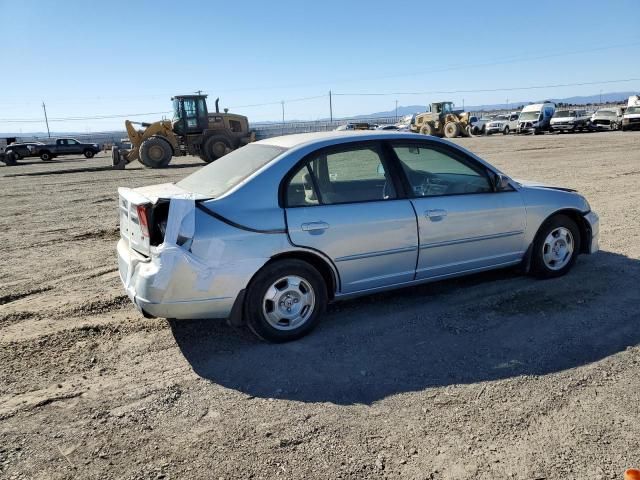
[177,144,286,198]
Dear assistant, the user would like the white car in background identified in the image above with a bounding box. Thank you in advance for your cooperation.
[590,108,624,130]
[469,115,491,135]
[486,112,520,135]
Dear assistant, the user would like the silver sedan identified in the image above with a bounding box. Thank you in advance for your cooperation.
[117,131,599,342]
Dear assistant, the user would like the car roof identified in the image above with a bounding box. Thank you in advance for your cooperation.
[255,130,429,149]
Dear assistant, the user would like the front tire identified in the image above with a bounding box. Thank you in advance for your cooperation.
[245,259,327,342]
[503,126,510,135]
[139,137,172,168]
[530,214,581,279]
[419,123,436,136]
[84,149,95,158]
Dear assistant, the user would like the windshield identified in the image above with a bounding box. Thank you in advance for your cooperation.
[596,110,616,116]
[177,144,287,197]
[519,111,540,121]
[441,103,454,114]
[626,106,640,114]
[493,115,508,121]
[553,110,576,118]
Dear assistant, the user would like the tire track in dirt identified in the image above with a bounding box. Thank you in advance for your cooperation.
[0,286,53,305]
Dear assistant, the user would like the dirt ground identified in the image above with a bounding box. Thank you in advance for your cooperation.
[1,131,639,480]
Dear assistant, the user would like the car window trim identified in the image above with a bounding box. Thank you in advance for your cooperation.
[383,139,502,198]
[280,140,406,208]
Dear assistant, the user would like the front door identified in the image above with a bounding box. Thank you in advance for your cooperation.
[388,141,526,280]
[284,142,418,293]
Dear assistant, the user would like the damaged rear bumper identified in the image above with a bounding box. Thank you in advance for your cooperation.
[117,238,235,319]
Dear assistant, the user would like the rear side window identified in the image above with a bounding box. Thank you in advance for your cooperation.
[177,144,286,198]
[285,145,396,206]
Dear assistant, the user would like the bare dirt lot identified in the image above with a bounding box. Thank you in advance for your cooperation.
[1,131,640,480]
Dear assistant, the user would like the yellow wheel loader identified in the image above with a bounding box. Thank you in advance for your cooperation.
[409,101,472,138]
[112,95,255,169]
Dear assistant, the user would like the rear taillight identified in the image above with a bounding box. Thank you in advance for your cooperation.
[136,204,150,238]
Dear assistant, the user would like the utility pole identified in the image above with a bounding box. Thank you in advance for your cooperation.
[599,89,603,105]
[506,98,509,112]
[395,100,398,122]
[329,90,333,122]
[281,100,285,135]
[42,101,51,138]
[462,98,465,110]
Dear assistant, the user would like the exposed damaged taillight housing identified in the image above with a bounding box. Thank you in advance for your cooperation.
[136,204,150,238]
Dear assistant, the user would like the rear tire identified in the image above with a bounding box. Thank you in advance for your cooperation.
[4,151,18,166]
[203,135,232,163]
[84,149,95,158]
[530,214,581,279]
[139,137,172,168]
[40,151,52,161]
[245,259,327,342]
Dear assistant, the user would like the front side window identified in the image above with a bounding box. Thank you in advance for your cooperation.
[67,139,78,145]
[286,145,396,206]
[392,144,492,197]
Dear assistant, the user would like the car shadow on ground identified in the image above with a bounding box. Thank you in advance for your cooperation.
[170,250,640,405]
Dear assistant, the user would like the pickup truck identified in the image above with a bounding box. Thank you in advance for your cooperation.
[34,138,101,161]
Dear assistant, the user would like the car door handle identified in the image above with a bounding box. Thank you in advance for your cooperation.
[425,209,447,220]
[301,222,329,232]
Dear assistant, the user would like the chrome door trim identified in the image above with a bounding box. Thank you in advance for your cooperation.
[334,245,418,263]
[419,229,525,250]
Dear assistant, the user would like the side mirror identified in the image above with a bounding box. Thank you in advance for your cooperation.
[494,173,511,191]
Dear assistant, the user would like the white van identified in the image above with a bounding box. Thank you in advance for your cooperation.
[517,102,556,135]
[622,95,640,131]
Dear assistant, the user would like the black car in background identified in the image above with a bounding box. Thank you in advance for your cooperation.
[5,142,44,159]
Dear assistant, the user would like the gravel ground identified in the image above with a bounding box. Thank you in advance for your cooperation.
[1,131,639,480]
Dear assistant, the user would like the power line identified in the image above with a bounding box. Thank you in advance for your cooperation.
[0,111,172,124]
[334,77,640,97]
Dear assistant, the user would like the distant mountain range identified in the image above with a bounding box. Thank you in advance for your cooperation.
[356,91,638,119]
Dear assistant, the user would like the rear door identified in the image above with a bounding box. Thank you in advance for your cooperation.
[284,142,418,293]
[388,140,526,280]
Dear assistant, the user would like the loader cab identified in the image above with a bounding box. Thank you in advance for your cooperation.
[428,102,454,115]
[172,95,209,135]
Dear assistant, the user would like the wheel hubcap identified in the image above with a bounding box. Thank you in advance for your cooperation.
[542,227,574,270]
[212,141,226,157]
[149,145,164,161]
[262,275,315,331]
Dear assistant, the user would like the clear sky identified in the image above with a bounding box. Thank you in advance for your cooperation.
[1,0,639,133]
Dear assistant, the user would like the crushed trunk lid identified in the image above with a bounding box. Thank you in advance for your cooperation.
[118,183,209,256]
